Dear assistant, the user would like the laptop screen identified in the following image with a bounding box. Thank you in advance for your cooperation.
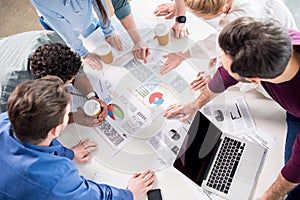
[173,111,222,186]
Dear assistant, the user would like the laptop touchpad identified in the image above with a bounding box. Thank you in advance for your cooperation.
[236,160,257,183]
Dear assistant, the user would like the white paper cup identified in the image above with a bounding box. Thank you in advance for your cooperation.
[95,42,113,64]
[154,23,170,46]
[83,99,102,118]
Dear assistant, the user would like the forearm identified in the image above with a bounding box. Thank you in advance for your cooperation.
[175,0,186,16]
[189,33,219,59]
[73,76,94,96]
[179,49,191,60]
[261,173,298,200]
[120,13,142,43]
[196,84,217,109]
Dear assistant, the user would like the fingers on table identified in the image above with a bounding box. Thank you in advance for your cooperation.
[172,28,189,39]
[88,59,102,70]
[133,48,150,63]
[164,103,182,118]
[140,170,156,186]
[81,139,98,152]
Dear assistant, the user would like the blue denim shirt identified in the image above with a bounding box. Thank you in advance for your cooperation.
[29,0,117,57]
[0,112,133,200]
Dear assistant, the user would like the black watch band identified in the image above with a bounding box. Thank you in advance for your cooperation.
[175,16,186,23]
[94,91,99,99]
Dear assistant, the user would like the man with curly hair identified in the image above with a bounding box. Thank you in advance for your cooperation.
[30,43,108,127]
[0,31,107,127]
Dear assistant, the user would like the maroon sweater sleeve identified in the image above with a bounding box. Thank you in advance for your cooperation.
[208,67,239,93]
[281,134,300,183]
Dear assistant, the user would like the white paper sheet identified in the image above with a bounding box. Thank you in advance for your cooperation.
[201,96,256,135]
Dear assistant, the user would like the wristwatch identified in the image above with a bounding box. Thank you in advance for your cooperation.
[86,91,99,100]
[175,16,186,23]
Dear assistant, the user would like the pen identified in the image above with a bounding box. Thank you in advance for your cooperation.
[99,79,103,92]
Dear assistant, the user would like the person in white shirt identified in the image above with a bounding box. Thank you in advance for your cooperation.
[157,0,297,95]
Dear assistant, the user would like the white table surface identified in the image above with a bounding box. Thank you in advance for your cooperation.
[58,0,287,199]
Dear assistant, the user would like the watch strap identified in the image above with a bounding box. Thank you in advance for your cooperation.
[175,16,186,23]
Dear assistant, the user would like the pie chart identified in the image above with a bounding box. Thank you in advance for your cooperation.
[149,92,164,106]
[107,104,124,121]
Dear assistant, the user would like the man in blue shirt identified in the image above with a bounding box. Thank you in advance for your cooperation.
[0,76,155,200]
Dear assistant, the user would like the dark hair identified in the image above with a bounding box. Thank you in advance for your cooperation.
[218,17,292,79]
[30,43,82,83]
[96,0,108,25]
[7,76,71,143]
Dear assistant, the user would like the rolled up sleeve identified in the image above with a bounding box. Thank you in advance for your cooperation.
[208,67,238,93]
[111,0,131,20]
[281,133,300,183]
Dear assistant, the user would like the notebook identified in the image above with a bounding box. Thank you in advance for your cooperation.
[173,111,267,200]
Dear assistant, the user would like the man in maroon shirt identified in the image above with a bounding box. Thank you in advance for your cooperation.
[164,17,300,199]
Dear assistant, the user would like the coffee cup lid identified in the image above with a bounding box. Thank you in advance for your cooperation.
[84,99,101,116]
[95,42,111,55]
[154,23,169,36]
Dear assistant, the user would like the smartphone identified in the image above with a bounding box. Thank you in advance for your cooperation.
[147,189,162,200]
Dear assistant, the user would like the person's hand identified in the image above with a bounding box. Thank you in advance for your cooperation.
[82,52,102,70]
[91,97,108,121]
[190,71,211,91]
[160,53,185,75]
[71,139,98,164]
[106,34,123,51]
[164,101,199,121]
[209,57,217,68]
[171,22,189,39]
[73,108,103,127]
[153,3,176,19]
[133,40,151,64]
[127,170,156,200]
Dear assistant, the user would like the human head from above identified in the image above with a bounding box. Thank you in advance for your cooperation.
[30,43,82,84]
[7,76,71,144]
[218,17,292,82]
[184,0,231,20]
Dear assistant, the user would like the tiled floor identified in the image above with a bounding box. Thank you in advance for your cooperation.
[0,0,299,37]
[0,0,42,37]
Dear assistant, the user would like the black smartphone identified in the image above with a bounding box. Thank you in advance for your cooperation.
[147,189,162,200]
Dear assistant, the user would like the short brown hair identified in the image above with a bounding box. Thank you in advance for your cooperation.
[7,76,71,143]
[218,17,292,78]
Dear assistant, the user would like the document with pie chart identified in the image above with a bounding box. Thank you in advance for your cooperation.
[90,48,201,156]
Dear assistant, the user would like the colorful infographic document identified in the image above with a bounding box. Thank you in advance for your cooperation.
[98,50,199,153]
[74,11,206,171]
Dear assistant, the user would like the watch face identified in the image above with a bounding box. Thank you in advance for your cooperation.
[176,16,186,23]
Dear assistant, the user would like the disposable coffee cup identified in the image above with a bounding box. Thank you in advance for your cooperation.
[83,99,102,118]
[154,23,170,46]
[95,42,113,64]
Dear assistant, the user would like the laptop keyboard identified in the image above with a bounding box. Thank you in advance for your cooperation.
[206,137,246,194]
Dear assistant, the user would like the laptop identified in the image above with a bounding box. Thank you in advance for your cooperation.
[173,111,267,200]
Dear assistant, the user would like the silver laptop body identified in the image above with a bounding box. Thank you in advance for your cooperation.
[173,111,267,200]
